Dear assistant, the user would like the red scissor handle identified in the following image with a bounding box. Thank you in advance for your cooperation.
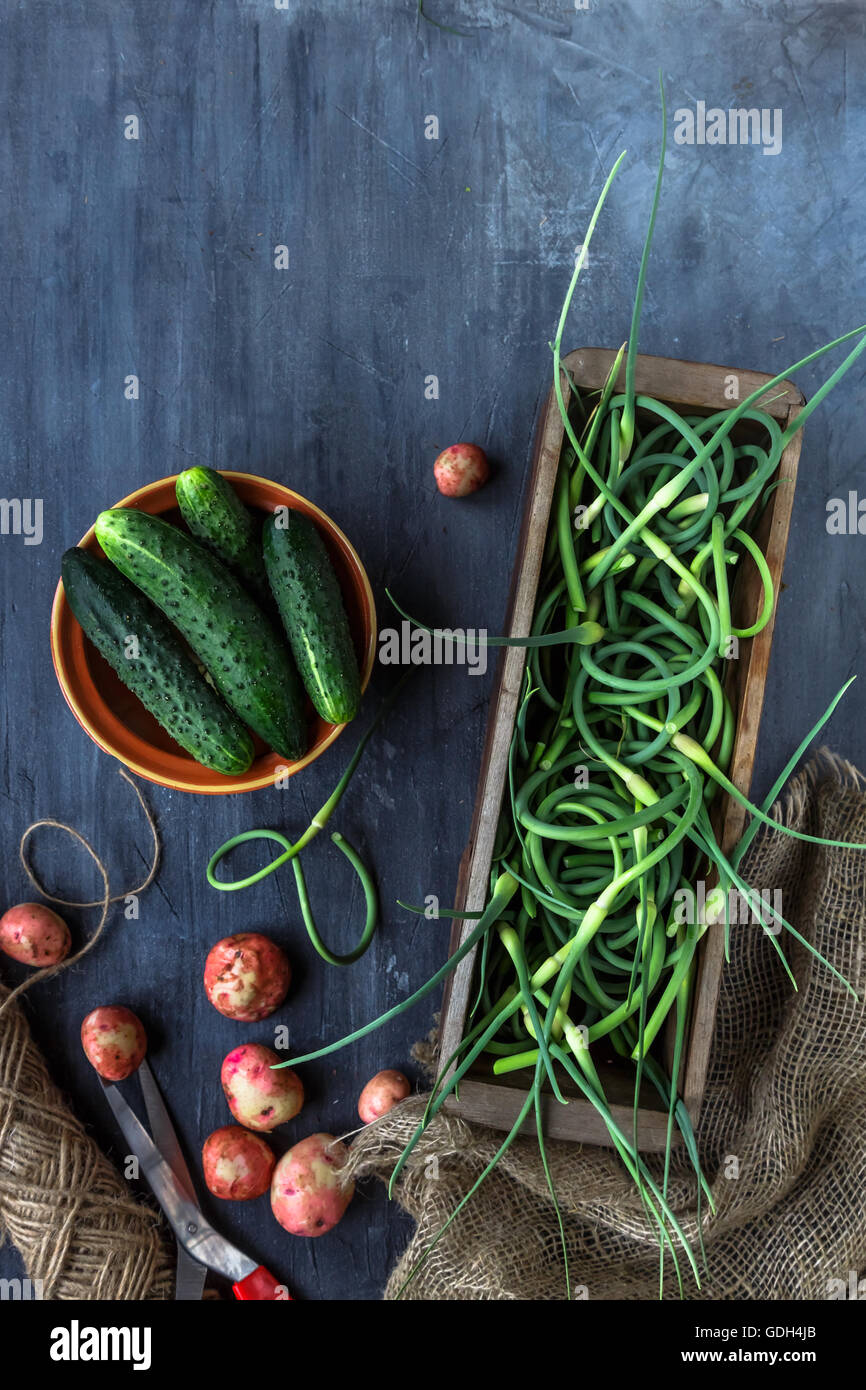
[232,1265,292,1301]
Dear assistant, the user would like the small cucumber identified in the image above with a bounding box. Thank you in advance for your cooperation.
[175,467,270,604]
[263,510,361,725]
[61,548,254,776]
[95,509,308,761]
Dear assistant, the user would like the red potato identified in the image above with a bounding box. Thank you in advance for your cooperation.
[270,1133,354,1237]
[358,1069,410,1124]
[0,902,71,967]
[80,1006,147,1081]
[220,1043,304,1132]
[433,442,490,497]
[201,1125,275,1201]
[204,932,290,1022]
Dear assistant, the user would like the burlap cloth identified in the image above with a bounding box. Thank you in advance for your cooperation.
[345,748,866,1300]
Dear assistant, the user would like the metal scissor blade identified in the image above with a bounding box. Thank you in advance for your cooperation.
[174,1246,208,1302]
[100,1079,257,1285]
[136,1061,207,1301]
[137,1060,197,1202]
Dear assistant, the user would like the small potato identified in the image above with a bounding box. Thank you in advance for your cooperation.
[433,442,490,498]
[201,1125,275,1201]
[358,1069,411,1124]
[270,1133,354,1237]
[80,1006,147,1081]
[220,1043,304,1132]
[0,902,71,967]
[204,932,290,1022]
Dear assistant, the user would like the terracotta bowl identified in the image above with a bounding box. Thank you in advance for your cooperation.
[50,472,377,794]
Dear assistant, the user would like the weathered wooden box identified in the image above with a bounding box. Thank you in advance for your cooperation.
[438,348,804,1149]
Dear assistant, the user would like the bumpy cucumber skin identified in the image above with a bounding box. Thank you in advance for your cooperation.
[94,509,308,761]
[61,548,254,776]
[175,467,270,604]
[263,510,361,725]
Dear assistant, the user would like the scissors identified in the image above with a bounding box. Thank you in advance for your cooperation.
[101,1058,289,1301]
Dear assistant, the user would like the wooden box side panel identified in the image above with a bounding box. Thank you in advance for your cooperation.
[438,373,564,1061]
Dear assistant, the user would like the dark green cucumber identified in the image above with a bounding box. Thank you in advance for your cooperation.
[94,509,308,760]
[263,510,361,725]
[175,467,270,604]
[61,548,255,776]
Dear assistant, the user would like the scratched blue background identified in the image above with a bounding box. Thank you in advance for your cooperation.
[1,0,865,1301]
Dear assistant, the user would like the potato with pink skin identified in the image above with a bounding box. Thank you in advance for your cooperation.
[358,1069,410,1123]
[80,1006,147,1081]
[201,1126,275,1201]
[204,932,290,1022]
[0,903,71,967]
[220,1043,304,1131]
[270,1133,354,1237]
[433,442,490,497]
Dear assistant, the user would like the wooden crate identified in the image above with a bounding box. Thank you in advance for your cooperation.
[438,348,804,1149]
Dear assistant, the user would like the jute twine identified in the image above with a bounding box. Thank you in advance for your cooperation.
[0,769,160,1019]
[345,749,866,1300]
[0,770,174,1298]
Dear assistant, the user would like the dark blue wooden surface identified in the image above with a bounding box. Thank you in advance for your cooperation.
[2,1,865,1300]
